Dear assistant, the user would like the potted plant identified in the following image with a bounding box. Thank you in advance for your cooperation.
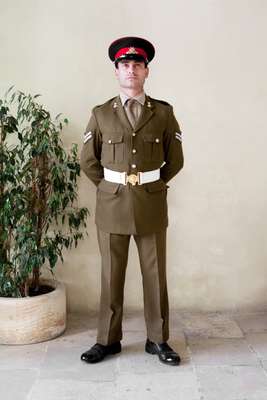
[0,87,89,344]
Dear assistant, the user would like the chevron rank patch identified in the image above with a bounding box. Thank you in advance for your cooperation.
[84,131,93,143]
[175,132,182,142]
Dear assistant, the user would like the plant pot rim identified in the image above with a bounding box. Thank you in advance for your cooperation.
[0,279,64,302]
[0,278,66,344]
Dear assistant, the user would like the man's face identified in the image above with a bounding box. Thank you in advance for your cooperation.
[115,59,149,92]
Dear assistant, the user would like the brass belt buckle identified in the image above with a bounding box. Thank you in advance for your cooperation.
[126,173,140,186]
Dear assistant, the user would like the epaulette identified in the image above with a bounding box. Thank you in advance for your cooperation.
[93,96,117,110]
[149,97,171,106]
[105,96,117,105]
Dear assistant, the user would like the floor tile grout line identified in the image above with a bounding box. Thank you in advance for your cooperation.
[192,359,206,400]
[244,337,267,379]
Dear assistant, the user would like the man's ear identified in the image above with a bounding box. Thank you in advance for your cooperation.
[145,66,149,78]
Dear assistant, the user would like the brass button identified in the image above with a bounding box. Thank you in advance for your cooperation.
[132,132,136,136]
[131,164,136,169]
[108,139,112,144]
[155,138,160,143]
[132,149,137,154]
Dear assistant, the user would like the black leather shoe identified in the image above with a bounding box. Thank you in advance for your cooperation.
[145,339,181,366]
[81,342,121,363]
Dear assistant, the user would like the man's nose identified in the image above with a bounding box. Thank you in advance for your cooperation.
[128,64,136,73]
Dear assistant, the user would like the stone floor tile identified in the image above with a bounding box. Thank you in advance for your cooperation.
[49,327,97,346]
[234,312,267,333]
[121,330,147,345]
[2,311,267,400]
[170,333,192,364]
[196,365,267,400]
[260,360,267,371]
[115,370,200,400]
[245,333,267,360]
[171,311,243,338]
[188,337,259,366]
[47,313,97,346]
[40,343,118,382]
[0,342,47,369]
[40,343,83,370]
[28,379,116,400]
[118,330,191,374]
[122,311,146,331]
[0,369,38,400]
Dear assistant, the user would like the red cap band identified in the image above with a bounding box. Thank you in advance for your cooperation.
[115,47,148,61]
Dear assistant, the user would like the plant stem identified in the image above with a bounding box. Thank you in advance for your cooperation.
[0,119,8,264]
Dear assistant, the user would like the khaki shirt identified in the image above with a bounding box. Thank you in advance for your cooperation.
[120,91,145,125]
[80,94,184,234]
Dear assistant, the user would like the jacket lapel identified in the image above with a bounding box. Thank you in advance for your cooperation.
[134,95,155,132]
[111,95,132,131]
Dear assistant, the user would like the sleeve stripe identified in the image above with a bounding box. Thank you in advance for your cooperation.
[84,134,93,143]
[175,132,182,141]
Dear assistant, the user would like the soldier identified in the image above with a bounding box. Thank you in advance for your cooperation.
[80,36,184,366]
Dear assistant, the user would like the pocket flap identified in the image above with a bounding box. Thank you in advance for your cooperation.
[98,179,121,194]
[143,134,154,142]
[145,179,167,192]
[103,133,123,144]
[143,134,161,143]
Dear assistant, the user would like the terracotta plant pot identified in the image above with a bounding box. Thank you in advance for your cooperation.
[0,279,66,345]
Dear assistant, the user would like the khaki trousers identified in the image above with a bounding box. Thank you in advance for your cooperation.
[96,227,169,345]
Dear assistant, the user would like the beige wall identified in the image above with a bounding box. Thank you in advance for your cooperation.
[1,0,267,313]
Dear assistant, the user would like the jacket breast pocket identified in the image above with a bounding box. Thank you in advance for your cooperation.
[102,133,124,163]
[143,134,163,161]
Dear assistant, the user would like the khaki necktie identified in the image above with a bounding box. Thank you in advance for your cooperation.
[126,98,139,128]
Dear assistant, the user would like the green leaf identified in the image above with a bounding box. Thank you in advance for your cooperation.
[4,85,15,98]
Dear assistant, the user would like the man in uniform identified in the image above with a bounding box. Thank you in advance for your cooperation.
[80,36,184,366]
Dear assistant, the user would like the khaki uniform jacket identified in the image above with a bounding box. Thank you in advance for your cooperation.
[80,94,184,234]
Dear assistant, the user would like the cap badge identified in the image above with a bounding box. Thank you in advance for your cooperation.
[126,47,138,54]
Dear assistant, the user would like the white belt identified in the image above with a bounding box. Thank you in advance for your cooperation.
[104,167,160,186]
